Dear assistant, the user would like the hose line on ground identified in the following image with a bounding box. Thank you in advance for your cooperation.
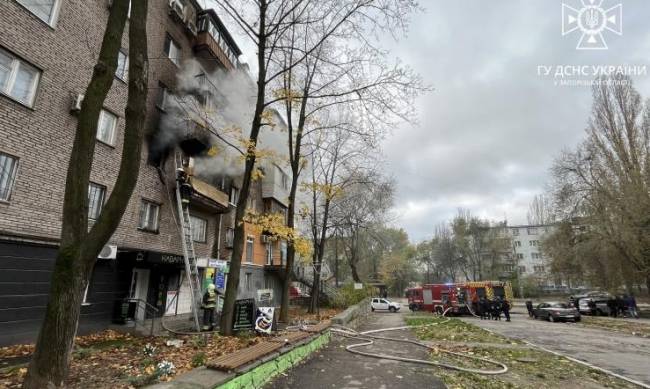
[330,309,508,376]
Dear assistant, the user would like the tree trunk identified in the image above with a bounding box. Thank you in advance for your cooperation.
[279,171,299,322]
[22,249,87,388]
[22,1,147,386]
[309,264,321,313]
[350,261,361,283]
[220,2,268,335]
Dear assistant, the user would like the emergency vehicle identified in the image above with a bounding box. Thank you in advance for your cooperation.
[407,281,513,315]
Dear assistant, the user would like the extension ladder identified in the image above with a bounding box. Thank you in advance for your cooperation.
[174,151,203,331]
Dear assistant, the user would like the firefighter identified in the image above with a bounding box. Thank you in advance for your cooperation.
[202,283,217,331]
[479,297,488,320]
[525,300,534,317]
[491,298,501,321]
[502,298,511,322]
[177,168,193,204]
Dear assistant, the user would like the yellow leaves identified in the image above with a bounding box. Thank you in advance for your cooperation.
[206,145,219,157]
[243,211,313,258]
[251,168,265,181]
[272,87,302,104]
[300,182,343,200]
[260,109,277,129]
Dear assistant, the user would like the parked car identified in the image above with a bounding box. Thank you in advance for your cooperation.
[371,298,401,313]
[532,302,581,322]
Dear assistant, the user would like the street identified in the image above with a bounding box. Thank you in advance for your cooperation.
[462,311,650,386]
[266,308,445,389]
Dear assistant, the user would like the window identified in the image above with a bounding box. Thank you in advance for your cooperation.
[280,241,287,265]
[96,109,117,145]
[190,215,207,242]
[88,183,106,220]
[0,47,41,107]
[0,152,19,201]
[245,272,252,290]
[534,265,545,273]
[225,227,234,247]
[115,50,128,81]
[502,264,515,272]
[156,83,171,111]
[245,236,254,263]
[266,242,273,265]
[229,186,239,205]
[138,200,160,231]
[527,227,538,235]
[531,252,541,259]
[529,240,539,246]
[511,228,519,236]
[518,266,526,273]
[514,241,521,247]
[164,34,181,66]
[516,253,524,260]
[276,166,288,190]
[247,197,256,212]
[16,0,61,26]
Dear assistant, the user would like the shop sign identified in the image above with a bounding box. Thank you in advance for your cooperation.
[232,298,255,331]
[255,307,275,334]
[257,289,273,302]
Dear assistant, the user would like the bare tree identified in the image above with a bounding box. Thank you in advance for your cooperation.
[22,1,148,387]
[527,194,555,225]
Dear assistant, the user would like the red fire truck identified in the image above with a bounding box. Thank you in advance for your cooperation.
[407,281,513,315]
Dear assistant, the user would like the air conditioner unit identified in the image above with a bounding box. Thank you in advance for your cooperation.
[168,0,185,22]
[186,21,198,36]
[70,93,84,113]
[98,244,118,260]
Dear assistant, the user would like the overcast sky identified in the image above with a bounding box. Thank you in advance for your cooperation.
[210,0,650,242]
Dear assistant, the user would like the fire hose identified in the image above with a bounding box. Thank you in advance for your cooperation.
[330,307,508,375]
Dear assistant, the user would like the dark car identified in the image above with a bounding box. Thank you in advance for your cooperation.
[533,302,581,322]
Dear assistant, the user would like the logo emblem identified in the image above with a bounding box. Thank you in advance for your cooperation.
[562,0,622,50]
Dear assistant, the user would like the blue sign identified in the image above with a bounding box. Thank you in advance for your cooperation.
[216,271,225,289]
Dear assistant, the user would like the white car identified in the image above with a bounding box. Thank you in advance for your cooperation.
[371,298,401,312]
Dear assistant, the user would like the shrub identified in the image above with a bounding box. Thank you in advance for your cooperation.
[330,283,375,308]
[191,352,207,367]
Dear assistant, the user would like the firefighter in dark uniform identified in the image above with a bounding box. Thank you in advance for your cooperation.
[502,298,511,322]
[479,297,488,320]
[202,283,217,331]
[526,300,534,317]
[177,168,193,204]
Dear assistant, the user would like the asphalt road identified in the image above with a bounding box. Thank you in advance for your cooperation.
[266,307,445,389]
[462,312,650,386]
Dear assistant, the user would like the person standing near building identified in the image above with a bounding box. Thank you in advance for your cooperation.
[627,295,639,319]
[525,300,534,317]
[503,299,511,322]
[202,283,217,331]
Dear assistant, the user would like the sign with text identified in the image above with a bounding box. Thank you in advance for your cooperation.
[232,299,255,331]
[257,288,273,302]
[255,307,275,334]
[354,283,363,290]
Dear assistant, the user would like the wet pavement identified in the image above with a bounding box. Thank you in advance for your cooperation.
[462,312,650,385]
[266,305,445,389]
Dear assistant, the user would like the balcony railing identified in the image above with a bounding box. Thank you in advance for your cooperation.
[195,14,240,70]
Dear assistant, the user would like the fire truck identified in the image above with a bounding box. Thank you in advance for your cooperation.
[407,281,513,315]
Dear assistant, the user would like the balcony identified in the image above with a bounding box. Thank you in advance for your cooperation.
[261,164,290,207]
[194,11,242,71]
[176,118,212,156]
[187,176,229,213]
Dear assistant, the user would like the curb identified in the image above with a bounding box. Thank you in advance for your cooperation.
[146,331,330,389]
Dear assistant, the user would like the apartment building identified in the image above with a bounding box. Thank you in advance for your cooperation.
[0,0,289,346]
[508,224,556,285]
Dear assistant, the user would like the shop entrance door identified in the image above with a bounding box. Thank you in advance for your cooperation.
[129,268,150,321]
